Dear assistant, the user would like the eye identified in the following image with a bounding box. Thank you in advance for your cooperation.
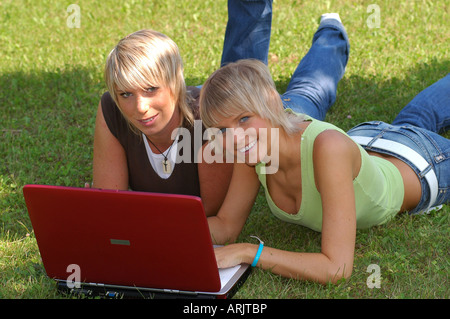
[239,116,250,123]
[218,127,227,134]
[119,91,132,98]
[144,87,158,93]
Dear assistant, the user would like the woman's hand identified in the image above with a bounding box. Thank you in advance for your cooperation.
[214,243,257,268]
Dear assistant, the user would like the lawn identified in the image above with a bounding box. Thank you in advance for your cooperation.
[0,0,448,299]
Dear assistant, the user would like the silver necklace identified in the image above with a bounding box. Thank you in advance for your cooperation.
[146,136,177,174]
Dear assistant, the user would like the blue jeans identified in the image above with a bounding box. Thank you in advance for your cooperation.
[347,74,450,214]
[221,0,273,66]
[220,0,350,121]
[392,75,450,134]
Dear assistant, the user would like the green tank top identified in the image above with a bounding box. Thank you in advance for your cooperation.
[255,117,404,232]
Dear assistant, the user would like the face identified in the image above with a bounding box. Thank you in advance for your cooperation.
[116,85,179,140]
[213,112,277,166]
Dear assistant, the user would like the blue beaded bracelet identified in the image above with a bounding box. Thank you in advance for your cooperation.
[250,236,264,267]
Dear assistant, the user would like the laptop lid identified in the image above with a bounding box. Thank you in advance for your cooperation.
[23,184,231,294]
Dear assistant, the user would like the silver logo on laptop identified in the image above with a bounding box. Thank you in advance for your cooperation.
[110,239,130,246]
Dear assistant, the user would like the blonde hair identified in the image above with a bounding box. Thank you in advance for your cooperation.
[199,59,304,134]
[104,29,194,132]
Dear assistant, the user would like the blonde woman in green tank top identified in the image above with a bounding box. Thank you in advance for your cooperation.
[199,59,449,284]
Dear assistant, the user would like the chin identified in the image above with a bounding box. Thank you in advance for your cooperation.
[244,161,260,168]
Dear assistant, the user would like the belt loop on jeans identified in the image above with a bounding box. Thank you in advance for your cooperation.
[350,136,438,211]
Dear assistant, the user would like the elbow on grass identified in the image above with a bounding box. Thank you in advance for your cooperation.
[324,265,353,285]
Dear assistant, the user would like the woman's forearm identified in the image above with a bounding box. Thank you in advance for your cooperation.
[208,215,240,245]
[217,243,353,285]
[257,246,353,284]
[206,163,261,245]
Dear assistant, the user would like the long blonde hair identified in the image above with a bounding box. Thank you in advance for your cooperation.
[104,29,194,133]
[199,59,304,134]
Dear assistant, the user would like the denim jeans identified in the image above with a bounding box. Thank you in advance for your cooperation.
[219,1,449,213]
[392,74,450,134]
[221,0,273,66]
[347,74,450,214]
[220,0,350,121]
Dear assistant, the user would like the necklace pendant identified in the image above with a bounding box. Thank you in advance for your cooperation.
[162,159,171,174]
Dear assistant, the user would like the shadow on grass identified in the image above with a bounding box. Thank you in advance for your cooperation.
[1,67,104,237]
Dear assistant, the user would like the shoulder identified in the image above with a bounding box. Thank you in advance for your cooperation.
[100,91,121,121]
[98,92,136,144]
[313,129,360,172]
[100,91,116,110]
[313,129,356,156]
[312,129,361,182]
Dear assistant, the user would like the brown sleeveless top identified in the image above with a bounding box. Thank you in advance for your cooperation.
[100,87,204,197]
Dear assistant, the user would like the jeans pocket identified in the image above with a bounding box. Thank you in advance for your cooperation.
[400,125,450,163]
[347,121,385,134]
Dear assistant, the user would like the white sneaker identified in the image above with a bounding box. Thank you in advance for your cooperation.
[320,13,341,23]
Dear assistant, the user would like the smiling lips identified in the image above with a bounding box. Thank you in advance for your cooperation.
[238,139,257,153]
[139,114,158,125]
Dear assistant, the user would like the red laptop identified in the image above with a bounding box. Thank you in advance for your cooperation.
[22,184,250,299]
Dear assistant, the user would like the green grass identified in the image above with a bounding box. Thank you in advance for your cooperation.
[1,0,449,299]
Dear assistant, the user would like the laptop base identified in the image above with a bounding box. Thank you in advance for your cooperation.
[56,266,251,299]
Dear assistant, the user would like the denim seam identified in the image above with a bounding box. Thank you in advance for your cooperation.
[400,125,448,163]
